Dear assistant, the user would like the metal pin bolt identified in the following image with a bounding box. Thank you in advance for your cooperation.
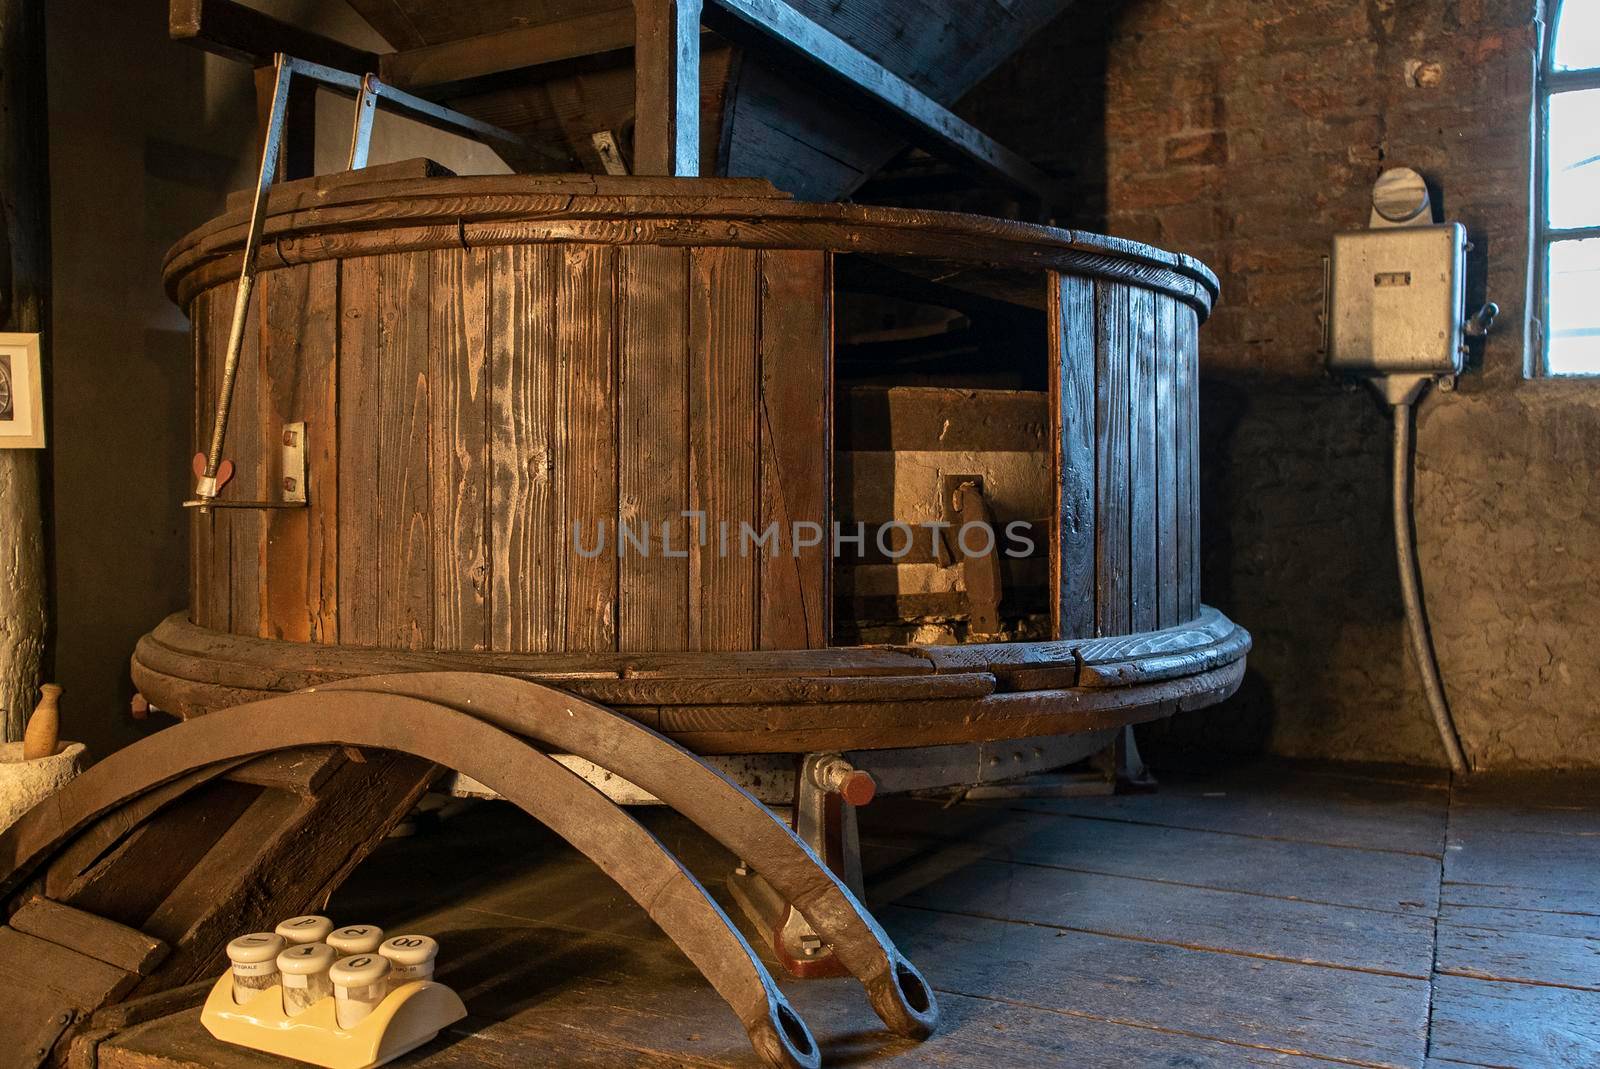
[799,935,823,957]
[734,860,750,877]
[810,756,876,806]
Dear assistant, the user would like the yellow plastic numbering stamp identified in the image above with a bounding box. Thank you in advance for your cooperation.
[202,926,465,1069]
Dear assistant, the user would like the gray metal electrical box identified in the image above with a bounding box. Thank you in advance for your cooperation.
[1327,223,1466,376]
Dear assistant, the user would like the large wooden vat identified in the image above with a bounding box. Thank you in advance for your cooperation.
[136,170,1247,754]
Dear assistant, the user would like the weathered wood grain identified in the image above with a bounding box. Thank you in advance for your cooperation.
[260,265,304,642]
[1436,905,1600,991]
[756,249,829,650]
[165,179,1219,319]
[488,244,564,653]
[336,256,380,646]
[1178,302,1201,618]
[557,245,619,652]
[1016,763,1449,856]
[8,898,167,976]
[882,905,1430,1068]
[260,260,339,644]
[1094,280,1130,636]
[225,281,264,638]
[1127,285,1157,632]
[193,288,230,633]
[862,798,1443,915]
[1154,293,1180,628]
[375,252,433,650]
[617,245,690,652]
[183,191,1219,669]
[50,780,260,938]
[1428,972,1600,1069]
[1445,827,1600,896]
[429,248,490,652]
[688,246,759,651]
[99,985,1360,1069]
[305,254,344,643]
[0,928,136,1066]
[871,844,1436,978]
[1441,882,1600,916]
[1052,272,1096,640]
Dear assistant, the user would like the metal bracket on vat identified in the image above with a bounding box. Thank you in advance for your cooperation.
[183,421,307,510]
[939,474,1005,637]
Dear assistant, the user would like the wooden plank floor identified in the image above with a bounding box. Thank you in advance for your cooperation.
[99,761,1600,1068]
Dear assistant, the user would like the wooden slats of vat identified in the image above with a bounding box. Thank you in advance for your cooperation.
[618,245,692,652]
[1051,273,1202,639]
[689,246,760,651]
[756,249,831,650]
[201,245,831,655]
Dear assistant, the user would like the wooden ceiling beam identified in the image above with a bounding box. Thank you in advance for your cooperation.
[632,0,702,176]
[169,0,379,73]
[702,0,1055,207]
[378,9,637,91]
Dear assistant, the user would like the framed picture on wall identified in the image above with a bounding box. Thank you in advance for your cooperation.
[0,332,44,449]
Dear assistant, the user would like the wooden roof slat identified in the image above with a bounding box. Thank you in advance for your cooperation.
[169,0,379,72]
[379,9,639,91]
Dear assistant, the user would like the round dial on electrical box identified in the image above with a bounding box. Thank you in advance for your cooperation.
[1372,167,1432,225]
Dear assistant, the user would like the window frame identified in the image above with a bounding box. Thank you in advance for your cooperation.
[1539,0,1600,375]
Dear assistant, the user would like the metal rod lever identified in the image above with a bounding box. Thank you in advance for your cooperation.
[192,54,290,510]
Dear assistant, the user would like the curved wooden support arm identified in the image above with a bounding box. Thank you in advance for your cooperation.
[316,672,941,1039]
[0,692,818,1069]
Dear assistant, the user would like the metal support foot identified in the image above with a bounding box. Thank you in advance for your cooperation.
[730,753,876,979]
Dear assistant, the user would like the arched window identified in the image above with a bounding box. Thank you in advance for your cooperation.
[1543,0,1600,373]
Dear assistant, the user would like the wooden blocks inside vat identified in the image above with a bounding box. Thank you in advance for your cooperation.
[834,385,1053,644]
[1049,273,1202,640]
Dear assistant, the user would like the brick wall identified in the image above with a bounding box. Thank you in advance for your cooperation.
[960,0,1600,768]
